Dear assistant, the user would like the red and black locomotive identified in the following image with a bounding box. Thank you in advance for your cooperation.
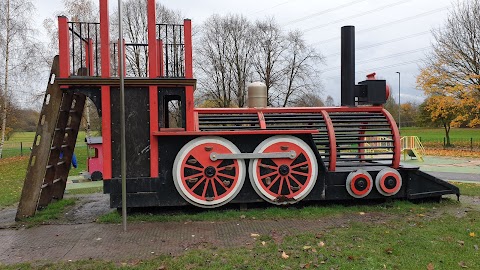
[16,0,459,218]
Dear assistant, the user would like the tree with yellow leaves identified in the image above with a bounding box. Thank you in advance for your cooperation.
[417,0,480,146]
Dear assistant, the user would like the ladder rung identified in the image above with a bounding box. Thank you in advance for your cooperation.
[52,178,62,184]
[61,144,68,149]
[46,164,53,169]
[54,128,64,131]
[41,183,49,189]
[57,161,66,166]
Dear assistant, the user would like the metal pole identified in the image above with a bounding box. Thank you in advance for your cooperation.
[396,71,401,132]
[118,0,127,232]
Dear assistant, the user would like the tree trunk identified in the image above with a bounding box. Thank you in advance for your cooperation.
[443,122,452,147]
[0,0,11,159]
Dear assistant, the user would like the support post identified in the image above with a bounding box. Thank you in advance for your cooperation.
[148,0,159,177]
[100,0,112,179]
[85,38,94,76]
[184,19,195,131]
[58,16,70,78]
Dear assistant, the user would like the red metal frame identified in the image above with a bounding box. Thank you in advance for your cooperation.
[195,106,384,114]
[257,112,266,129]
[320,110,336,171]
[148,0,159,177]
[381,108,400,168]
[85,38,94,76]
[99,0,112,179]
[183,19,195,131]
[153,130,318,136]
[58,16,70,78]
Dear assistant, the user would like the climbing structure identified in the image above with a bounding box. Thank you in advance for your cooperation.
[16,0,458,219]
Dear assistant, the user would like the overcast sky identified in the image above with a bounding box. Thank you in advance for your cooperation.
[33,0,460,105]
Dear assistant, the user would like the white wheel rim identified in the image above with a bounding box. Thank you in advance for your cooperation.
[173,136,245,208]
[249,135,318,205]
[375,168,402,196]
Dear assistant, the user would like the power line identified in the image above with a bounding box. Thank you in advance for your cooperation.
[251,0,293,15]
[323,31,431,58]
[322,46,430,72]
[303,0,411,33]
[311,6,448,46]
[323,58,425,79]
[283,0,367,26]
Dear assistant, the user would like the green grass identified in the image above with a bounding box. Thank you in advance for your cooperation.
[4,207,479,270]
[67,186,103,195]
[452,182,480,197]
[20,199,76,227]
[98,200,456,224]
[401,127,480,148]
[0,156,29,207]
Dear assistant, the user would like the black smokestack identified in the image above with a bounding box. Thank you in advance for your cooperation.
[341,26,355,107]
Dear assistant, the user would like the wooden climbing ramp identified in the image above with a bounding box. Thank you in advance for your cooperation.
[16,56,85,220]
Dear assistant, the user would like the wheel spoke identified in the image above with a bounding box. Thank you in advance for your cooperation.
[184,163,204,171]
[260,170,278,180]
[214,176,228,190]
[212,179,218,198]
[185,172,204,180]
[202,178,209,197]
[277,176,284,195]
[267,175,280,189]
[217,172,235,180]
[291,161,308,169]
[291,171,309,177]
[288,174,304,188]
[285,176,293,195]
[190,177,206,191]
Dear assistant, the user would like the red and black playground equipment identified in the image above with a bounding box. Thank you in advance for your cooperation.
[16,0,458,219]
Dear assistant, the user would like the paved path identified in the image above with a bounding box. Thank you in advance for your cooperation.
[0,212,391,265]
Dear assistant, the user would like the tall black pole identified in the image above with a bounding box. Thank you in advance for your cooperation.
[396,71,401,132]
[341,26,355,107]
[118,0,127,232]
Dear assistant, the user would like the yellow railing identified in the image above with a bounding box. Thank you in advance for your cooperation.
[401,136,425,161]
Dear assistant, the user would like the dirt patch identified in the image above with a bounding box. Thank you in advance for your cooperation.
[0,193,111,228]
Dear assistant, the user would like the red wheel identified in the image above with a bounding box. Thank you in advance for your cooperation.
[375,168,402,196]
[249,135,318,204]
[173,137,245,208]
[346,170,373,198]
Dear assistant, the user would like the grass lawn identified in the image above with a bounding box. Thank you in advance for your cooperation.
[401,127,480,148]
[20,199,76,227]
[0,156,29,208]
[453,182,480,197]
[5,205,480,270]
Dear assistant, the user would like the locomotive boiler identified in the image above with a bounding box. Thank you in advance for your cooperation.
[16,0,459,219]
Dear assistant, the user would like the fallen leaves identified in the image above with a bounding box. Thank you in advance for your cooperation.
[427,262,435,270]
[302,245,312,250]
[359,212,366,215]
[469,232,476,237]
[281,251,289,259]
[250,233,260,237]
[458,261,468,268]
[318,241,325,247]
[385,247,393,255]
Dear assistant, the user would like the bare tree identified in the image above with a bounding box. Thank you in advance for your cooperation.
[252,18,286,106]
[279,30,323,107]
[111,0,182,77]
[325,95,335,106]
[430,0,480,89]
[196,14,254,108]
[0,0,39,158]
